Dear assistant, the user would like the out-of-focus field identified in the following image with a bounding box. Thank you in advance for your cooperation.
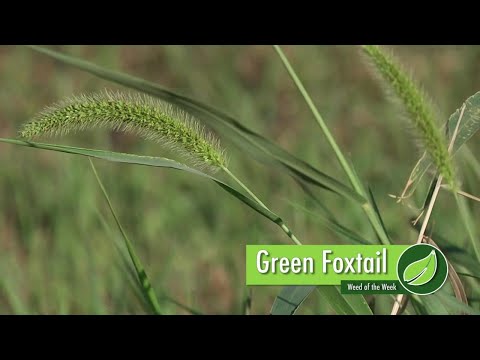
[1,45,479,314]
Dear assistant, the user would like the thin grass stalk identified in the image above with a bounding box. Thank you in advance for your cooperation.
[89,158,162,315]
[273,45,390,246]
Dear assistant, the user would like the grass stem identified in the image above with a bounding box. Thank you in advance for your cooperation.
[221,165,302,246]
[273,45,390,246]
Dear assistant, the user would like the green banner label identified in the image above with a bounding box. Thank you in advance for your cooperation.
[246,244,449,295]
[246,245,408,285]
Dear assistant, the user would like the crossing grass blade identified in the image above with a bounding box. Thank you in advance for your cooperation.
[411,294,449,315]
[0,277,28,314]
[442,250,480,281]
[0,138,281,224]
[292,178,335,217]
[462,145,480,179]
[433,291,480,315]
[317,287,373,315]
[94,206,153,313]
[285,201,372,245]
[95,208,150,313]
[448,262,469,305]
[270,285,373,315]
[242,288,253,315]
[159,295,203,316]
[270,286,316,315]
[366,187,392,244]
[454,194,480,261]
[89,158,163,315]
[115,241,203,315]
[456,272,480,281]
[414,292,479,315]
[419,175,438,213]
[27,45,364,205]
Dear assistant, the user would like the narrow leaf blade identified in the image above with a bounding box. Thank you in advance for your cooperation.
[270,286,316,315]
[285,200,372,245]
[317,286,373,315]
[271,285,372,315]
[89,159,162,315]
[0,138,281,224]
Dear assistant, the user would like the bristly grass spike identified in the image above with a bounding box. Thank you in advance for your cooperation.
[19,90,228,172]
[361,45,456,189]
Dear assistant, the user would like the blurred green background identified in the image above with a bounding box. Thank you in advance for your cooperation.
[1,45,479,314]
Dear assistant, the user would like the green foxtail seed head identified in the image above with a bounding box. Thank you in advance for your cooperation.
[19,90,228,172]
[361,45,456,188]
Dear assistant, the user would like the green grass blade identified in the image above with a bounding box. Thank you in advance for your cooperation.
[292,178,335,217]
[89,158,162,315]
[317,287,373,315]
[270,286,316,315]
[411,294,450,315]
[457,272,480,281]
[454,193,480,261]
[414,291,479,315]
[273,45,359,192]
[0,278,28,314]
[410,296,427,315]
[116,245,155,314]
[366,187,393,244]
[434,291,480,315]
[242,288,252,315]
[271,285,373,315]
[285,201,372,245]
[158,294,203,316]
[112,235,203,315]
[0,138,281,224]
[281,162,364,203]
[95,207,160,314]
[27,45,364,205]
[421,175,438,212]
[447,91,480,155]
[447,252,480,281]
[462,145,480,179]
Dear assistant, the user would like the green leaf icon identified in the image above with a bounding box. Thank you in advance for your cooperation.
[403,250,437,286]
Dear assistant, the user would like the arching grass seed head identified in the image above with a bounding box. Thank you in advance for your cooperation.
[19,91,228,172]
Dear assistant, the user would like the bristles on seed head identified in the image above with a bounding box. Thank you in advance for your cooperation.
[19,90,228,172]
[360,45,456,187]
